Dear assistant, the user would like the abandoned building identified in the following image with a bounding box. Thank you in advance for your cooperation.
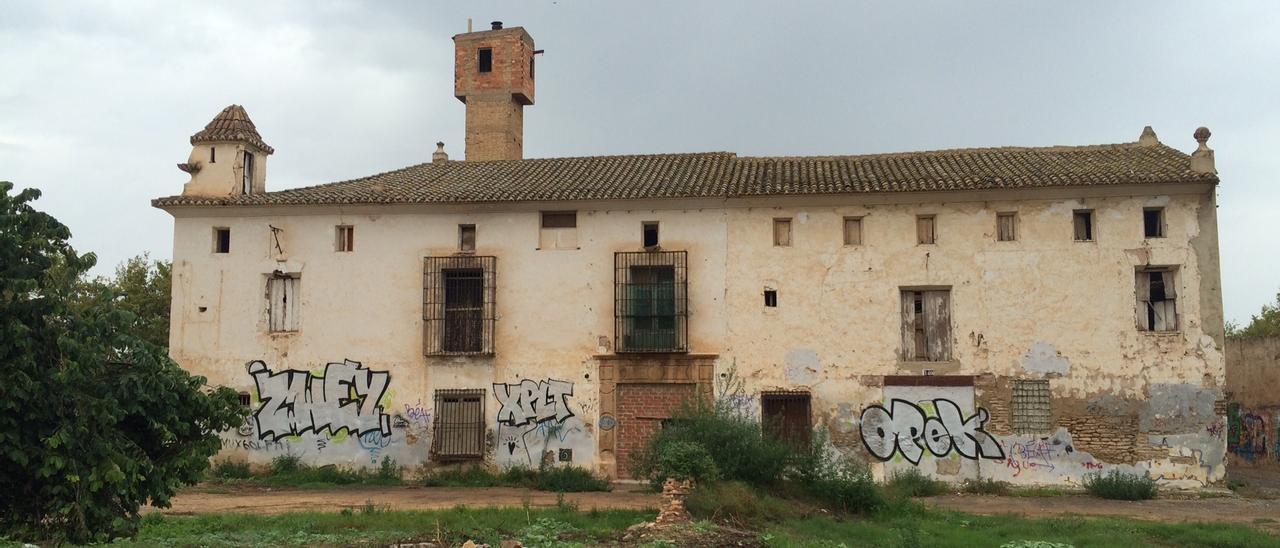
[154,22,1227,487]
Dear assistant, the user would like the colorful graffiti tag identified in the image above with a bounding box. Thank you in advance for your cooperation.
[247,359,391,441]
[859,399,1005,464]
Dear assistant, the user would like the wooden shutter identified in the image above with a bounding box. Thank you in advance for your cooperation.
[997,214,1015,241]
[923,290,951,361]
[1135,271,1151,330]
[268,277,284,332]
[773,219,791,246]
[900,291,917,361]
[917,216,935,244]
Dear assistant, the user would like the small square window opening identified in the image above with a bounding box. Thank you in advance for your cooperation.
[459,224,476,252]
[916,215,936,244]
[997,213,1017,242]
[335,225,354,252]
[1073,210,1094,241]
[773,218,792,247]
[238,392,251,407]
[213,228,230,253]
[843,216,863,246]
[642,222,659,248]
[1144,208,1165,238]
[764,289,778,308]
[478,48,492,73]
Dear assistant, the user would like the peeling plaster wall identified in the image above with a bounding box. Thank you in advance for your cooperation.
[1224,336,1280,469]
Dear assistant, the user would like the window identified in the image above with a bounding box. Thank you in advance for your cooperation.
[642,222,659,248]
[615,251,687,352]
[424,256,496,355]
[916,215,936,244]
[210,147,216,163]
[267,273,300,333]
[1136,268,1178,332]
[459,224,476,252]
[997,212,1017,242]
[1011,380,1052,434]
[761,391,812,447]
[242,151,254,194]
[764,289,778,308]
[843,216,863,246]
[213,228,231,253]
[540,211,578,250]
[773,218,792,246]
[900,289,951,361]
[478,48,492,73]
[430,389,485,461]
[1144,208,1165,238]
[237,392,251,407]
[529,56,535,79]
[335,225,354,252]
[1073,209,1094,241]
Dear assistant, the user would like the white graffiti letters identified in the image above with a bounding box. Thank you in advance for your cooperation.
[493,379,575,426]
[248,359,392,441]
[859,398,1005,464]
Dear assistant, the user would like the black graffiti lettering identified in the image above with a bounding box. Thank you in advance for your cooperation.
[493,379,575,427]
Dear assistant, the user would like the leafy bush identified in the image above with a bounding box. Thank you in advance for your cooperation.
[885,468,950,497]
[686,481,796,524]
[653,441,720,484]
[270,454,303,475]
[210,460,252,480]
[377,457,400,481]
[799,455,885,514]
[961,477,1012,495]
[0,182,244,543]
[534,466,612,492]
[1082,470,1157,500]
[630,399,790,487]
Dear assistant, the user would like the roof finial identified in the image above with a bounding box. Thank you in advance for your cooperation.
[1190,127,1215,175]
[1138,125,1159,146]
[433,141,449,163]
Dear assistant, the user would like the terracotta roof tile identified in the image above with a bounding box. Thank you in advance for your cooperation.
[153,141,1215,208]
[189,105,274,154]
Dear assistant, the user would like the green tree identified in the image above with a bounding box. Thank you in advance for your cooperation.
[1226,290,1280,339]
[0,181,242,543]
[84,254,172,349]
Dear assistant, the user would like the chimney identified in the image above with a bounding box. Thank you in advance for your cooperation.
[453,23,536,161]
[1137,125,1159,146]
[1190,127,1216,175]
[432,141,449,163]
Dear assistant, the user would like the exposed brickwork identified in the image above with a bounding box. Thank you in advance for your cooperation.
[616,383,696,479]
[1057,415,1139,464]
[453,26,535,162]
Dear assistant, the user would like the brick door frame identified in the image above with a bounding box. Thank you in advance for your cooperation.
[595,353,717,479]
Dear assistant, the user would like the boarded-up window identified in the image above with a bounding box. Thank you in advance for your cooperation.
[335,225,354,252]
[431,389,485,461]
[900,289,951,361]
[1073,210,1094,241]
[997,213,1016,242]
[773,218,792,246]
[1144,208,1165,238]
[843,216,863,246]
[1011,379,1052,434]
[459,224,476,252]
[267,274,300,332]
[917,215,936,244]
[213,227,230,253]
[1136,268,1178,332]
[761,391,811,447]
[424,256,496,355]
[540,211,578,250]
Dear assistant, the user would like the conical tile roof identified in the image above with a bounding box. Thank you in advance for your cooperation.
[189,104,274,154]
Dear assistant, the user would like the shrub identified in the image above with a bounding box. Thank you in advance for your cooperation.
[654,441,720,485]
[1082,470,1157,500]
[270,454,303,475]
[210,460,252,480]
[961,477,1012,496]
[534,466,612,492]
[420,465,609,492]
[800,456,885,514]
[631,400,789,487]
[686,481,796,524]
[885,468,950,497]
[377,457,400,481]
[422,466,503,487]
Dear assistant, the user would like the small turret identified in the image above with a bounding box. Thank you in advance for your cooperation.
[179,105,274,197]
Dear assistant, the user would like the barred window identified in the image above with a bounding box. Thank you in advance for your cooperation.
[615,251,687,352]
[1011,379,1052,434]
[761,391,811,447]
[424,256,496,355]
[431,389,485,461]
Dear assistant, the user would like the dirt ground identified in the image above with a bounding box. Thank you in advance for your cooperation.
[154,484,662,515]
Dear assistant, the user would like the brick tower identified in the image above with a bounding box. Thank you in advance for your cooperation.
[454,21,536,162]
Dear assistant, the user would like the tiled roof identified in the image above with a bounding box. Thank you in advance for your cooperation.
[153,141,1215,208]
[189,105,274,154]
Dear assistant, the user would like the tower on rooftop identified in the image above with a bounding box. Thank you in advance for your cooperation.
[178,105,273,197]
[453,21,536,162]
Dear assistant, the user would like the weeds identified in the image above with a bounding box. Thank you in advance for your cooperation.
[1082,470,1158,501]
[961,477,1013,496]
[885,468,950,497]
[209,459,251,480]
[420,465,610,492]
[206,455,404,488]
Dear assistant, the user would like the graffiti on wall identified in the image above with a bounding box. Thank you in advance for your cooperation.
[860,399,1005,464]
[494,379,575,427]
[494,379,580,465]
[248,359,391,441]
[1227,403,1270,460]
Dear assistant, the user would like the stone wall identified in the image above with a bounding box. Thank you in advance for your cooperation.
[1225,336,1280,469]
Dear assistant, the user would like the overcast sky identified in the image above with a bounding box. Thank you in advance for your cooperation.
[2,1,1277,324]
